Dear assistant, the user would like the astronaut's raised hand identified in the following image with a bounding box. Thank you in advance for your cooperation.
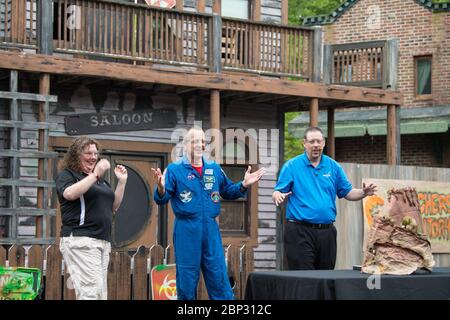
[151,167,165,195]
[242,166,266,188]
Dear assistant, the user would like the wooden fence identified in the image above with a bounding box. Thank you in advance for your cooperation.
[0,243,254,300]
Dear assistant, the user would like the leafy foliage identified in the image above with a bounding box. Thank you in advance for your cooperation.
[288,0,344,25]
[284,112,304,161]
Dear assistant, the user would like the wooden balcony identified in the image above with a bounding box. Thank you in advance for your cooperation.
[323,40,398,89]
[0,0,315,79]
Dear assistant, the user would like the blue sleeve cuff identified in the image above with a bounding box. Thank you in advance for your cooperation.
[153,186,168,204]
[238,181,248,197]
[338,185,353,199]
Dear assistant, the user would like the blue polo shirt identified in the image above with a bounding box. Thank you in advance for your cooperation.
[274,153,352,224]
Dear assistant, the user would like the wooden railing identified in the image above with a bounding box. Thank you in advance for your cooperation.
[53,0,211,69]
[0,243,254,300]
[0,0,315,79]
[324,40,394,88]
[221,18,313,78]
[0,0,38,49]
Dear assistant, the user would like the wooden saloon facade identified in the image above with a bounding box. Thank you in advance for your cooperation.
[0,0,402,299]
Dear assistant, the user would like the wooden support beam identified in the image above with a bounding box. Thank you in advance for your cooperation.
[253,0,261,21]
[281,0,288,24]
[311,27,323,83]
[0,51,403,105]
[9,70,19,240]
[197,0,205,65]
[309,98,319,127]
[37,73,50,239]
[387,105,398,165]
[327,108,335,159]
[210,90,220,162]
[211,14,222,73]
[38,0,53,54]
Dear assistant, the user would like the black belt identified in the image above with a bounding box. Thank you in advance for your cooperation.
[288,219,333,229]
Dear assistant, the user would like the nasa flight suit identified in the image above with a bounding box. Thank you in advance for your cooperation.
[154,156,246,300]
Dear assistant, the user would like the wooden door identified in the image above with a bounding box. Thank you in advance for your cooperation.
[110,155,173,250]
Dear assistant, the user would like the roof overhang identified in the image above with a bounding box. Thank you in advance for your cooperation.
[289,106,450,138]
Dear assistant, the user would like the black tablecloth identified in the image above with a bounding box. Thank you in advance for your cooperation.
[245,267,450,300]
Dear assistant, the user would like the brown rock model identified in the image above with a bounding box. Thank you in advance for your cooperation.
[362,187,434,275]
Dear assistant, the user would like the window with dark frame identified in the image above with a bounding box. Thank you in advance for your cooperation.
[220,0,251,66]
[220,165,249,235]
[221,0,251,20]
[219,136,252,236]
[415,55,432,96]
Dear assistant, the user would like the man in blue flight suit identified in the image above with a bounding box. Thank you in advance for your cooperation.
[152,127,265,300]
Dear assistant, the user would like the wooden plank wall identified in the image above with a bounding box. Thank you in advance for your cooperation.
[0,98,7,237]
[0,243,254,300]
[335,163,450,269]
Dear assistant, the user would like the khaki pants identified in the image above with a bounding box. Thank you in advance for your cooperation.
[60,235,111,300]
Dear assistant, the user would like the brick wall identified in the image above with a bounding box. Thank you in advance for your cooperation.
[333,131,450,167]
[324,0,450,108]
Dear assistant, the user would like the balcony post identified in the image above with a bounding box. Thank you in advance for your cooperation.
[384,38,399,90]
[385,39,400,163]
[387,104,398,165]
[309,98,319,127]
[327,108,335,159]
[38,0,53,54]
[323,44,332,84]
[211,14,222,73]
[311,26,323,82]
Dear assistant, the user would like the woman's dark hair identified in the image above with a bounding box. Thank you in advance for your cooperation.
[59,136,101,172]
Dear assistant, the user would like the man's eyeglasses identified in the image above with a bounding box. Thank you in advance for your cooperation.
[305,139,324,145]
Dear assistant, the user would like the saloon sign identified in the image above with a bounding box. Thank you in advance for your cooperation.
[65,109,177,135]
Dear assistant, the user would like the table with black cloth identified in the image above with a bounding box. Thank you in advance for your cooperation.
[244,267,450,300]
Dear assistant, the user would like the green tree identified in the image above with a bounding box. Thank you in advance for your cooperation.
[289,0,449,25]
[284,112,304,160]
[288,0,344,25]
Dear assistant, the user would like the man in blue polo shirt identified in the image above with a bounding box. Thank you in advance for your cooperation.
[272,127,376,270]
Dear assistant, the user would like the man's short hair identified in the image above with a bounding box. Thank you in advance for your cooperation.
[303,127,324,140]
[183,126,205,145]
